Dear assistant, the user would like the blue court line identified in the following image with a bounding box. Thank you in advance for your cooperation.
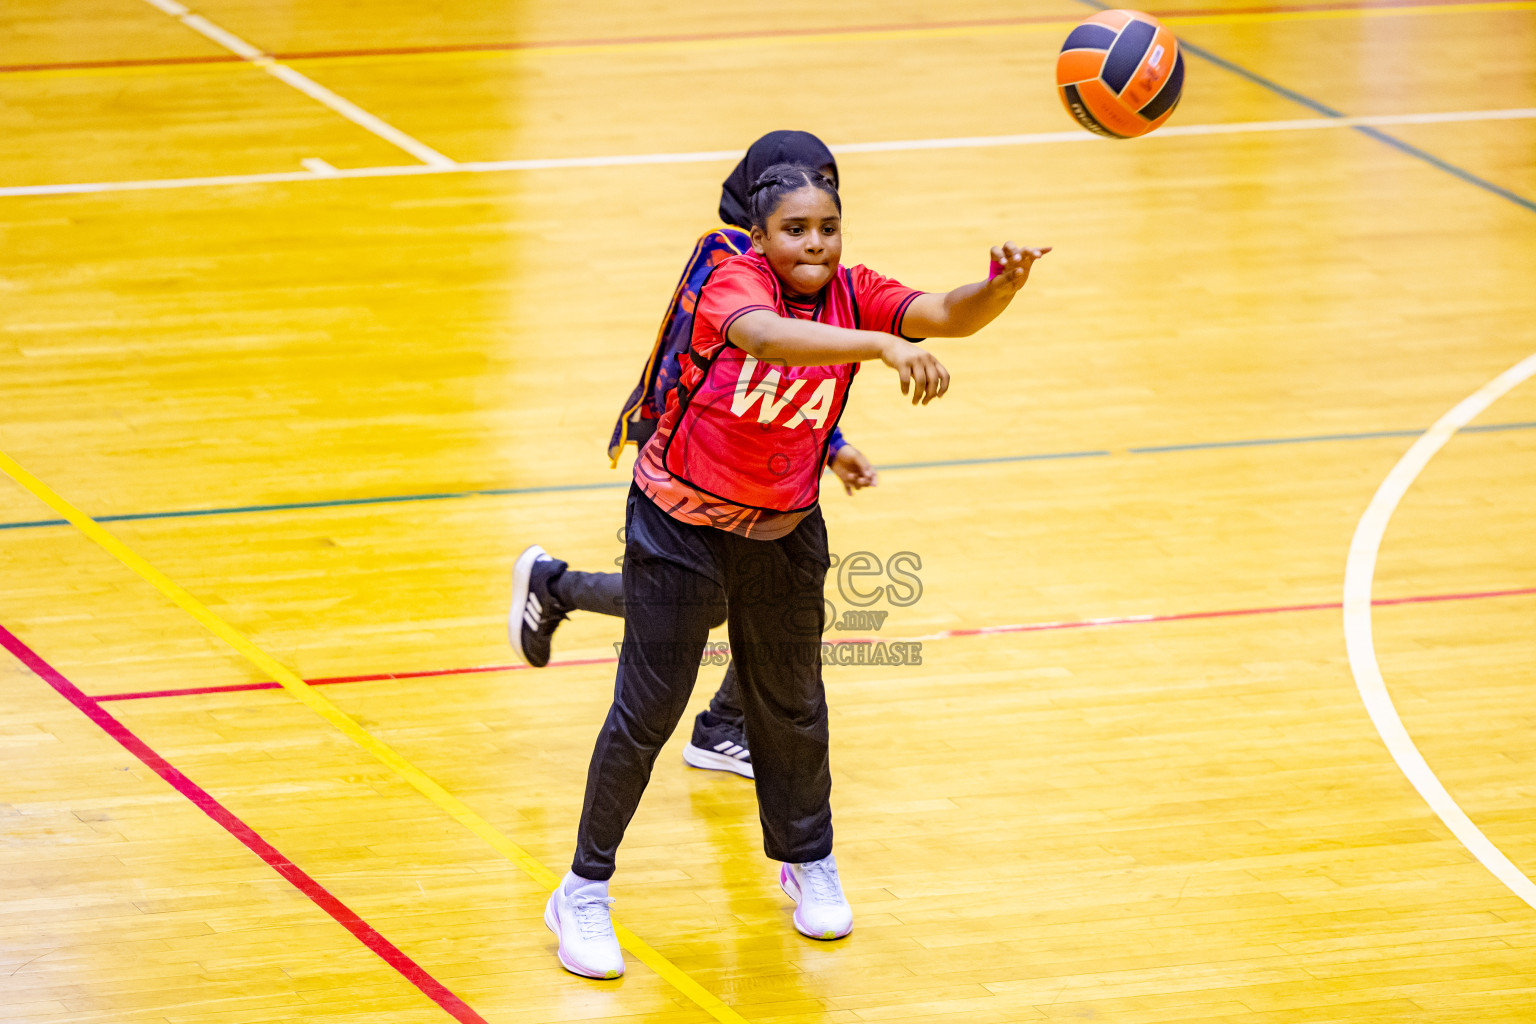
[0,481,628,531]
[2,422,1532,532]
[1130,428,1422,453]
[1076,0,1536,215]
[1463,420,1536,433]
[1131,421,1536,453]
[879,449,1111,470]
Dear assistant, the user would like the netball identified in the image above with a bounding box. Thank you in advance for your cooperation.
[1056,9,1185,138]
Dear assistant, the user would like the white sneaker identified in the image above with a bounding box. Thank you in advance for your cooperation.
[508,545,568,669]
[544,875,624,979]
[779,855,853,940]
[681,711,753,778]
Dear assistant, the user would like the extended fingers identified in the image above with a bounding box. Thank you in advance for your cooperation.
[916,355,950,404]
[996,243,1053,266]
[909,360,928,404]
[923,359,951,404]
[893,348,949,405]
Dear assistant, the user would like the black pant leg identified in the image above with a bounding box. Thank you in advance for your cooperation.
[552,569,626,617]
[706,661,743,724]
[572,488,726,880]
[722,510,833,865]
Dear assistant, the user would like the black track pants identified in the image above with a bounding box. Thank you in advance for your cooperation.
[571,485,832,879]
[553,568,627,619]
[551,564,742,726]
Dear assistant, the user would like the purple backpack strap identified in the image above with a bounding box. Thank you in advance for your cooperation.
[608,227,750,465]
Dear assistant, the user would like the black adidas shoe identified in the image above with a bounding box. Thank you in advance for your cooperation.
[682,710,753,779]
[508,545,568,668]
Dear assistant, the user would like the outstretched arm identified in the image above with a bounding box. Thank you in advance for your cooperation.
[728,311,951,405]
[900,242,1051,339]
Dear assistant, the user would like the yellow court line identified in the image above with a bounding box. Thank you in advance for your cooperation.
[4,1,1532,80]
[0,446,750,1024]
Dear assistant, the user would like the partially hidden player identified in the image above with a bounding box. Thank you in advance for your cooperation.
[543,162,1049,978]
[508,132,878,780]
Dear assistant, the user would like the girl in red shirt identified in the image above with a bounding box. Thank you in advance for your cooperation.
[510,131,875,782]
[545,163,1048,980]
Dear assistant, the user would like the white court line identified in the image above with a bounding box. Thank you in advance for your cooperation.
[4,107,1534,199]
[138,0,454,168]
[1343,352,1536,912]
[834,107,1536,153]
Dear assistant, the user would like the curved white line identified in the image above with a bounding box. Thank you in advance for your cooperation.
[1344,351,1536,910]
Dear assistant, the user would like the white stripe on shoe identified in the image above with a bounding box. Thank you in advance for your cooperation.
[507,544,549,665]
[682,743,754,779]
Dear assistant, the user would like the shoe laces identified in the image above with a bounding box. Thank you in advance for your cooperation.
[568,891,617,940]
[798,859,843,904]
[701,715,748,751]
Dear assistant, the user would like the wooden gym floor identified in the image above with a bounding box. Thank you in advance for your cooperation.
[2,0,1535,1021]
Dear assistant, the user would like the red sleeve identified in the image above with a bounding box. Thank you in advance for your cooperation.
[849,264,924,340]
[695,257,778,343]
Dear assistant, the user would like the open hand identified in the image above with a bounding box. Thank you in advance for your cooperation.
[987,241,1052,295]
[882,338,950,405]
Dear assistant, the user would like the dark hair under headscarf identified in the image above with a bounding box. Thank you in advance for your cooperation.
[745,163,841,231]
[718,130,839,230]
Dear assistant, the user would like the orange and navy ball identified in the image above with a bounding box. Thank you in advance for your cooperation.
[1056,9,1184,139]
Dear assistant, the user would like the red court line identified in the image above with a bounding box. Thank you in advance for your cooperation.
[0,0,1506,75]
[93,585,1536,703]
[0,623,490,1024]
[96,654,621,702]
[938,586,1536,638]
[0,53,245,73]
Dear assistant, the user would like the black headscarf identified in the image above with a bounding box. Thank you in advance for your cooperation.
[718,130,839,230]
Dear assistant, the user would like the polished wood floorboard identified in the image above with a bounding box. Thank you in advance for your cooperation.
[2,0,1534,1020]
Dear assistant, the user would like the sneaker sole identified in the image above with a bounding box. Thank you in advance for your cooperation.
[682,743,754,779]
[779,865,852,941]
[544,893,624,979]
[508,544,547,667]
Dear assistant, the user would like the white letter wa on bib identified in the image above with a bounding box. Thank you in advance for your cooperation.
[730,355,831,428]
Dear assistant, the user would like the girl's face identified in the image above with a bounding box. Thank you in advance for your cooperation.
[750,186,842,299]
